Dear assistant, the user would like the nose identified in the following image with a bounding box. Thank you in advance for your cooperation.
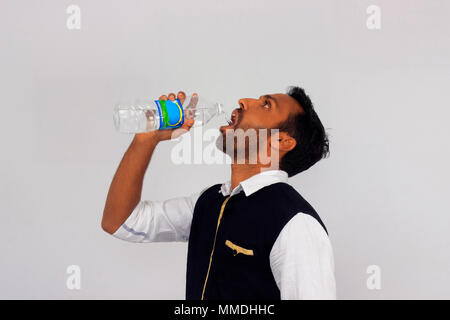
[238,99,247,110]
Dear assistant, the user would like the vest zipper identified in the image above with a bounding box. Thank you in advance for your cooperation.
[201,196,231,300]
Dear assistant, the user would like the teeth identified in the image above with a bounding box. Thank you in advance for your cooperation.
[225,110,238,126]
[227,114,233,125]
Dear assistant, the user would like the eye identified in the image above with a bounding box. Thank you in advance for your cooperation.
[263,99,271,109]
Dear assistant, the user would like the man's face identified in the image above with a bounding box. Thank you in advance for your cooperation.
[219,93,303,133]
[217,93,304,162]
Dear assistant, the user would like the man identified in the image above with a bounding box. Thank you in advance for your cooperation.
[102,86,336,300]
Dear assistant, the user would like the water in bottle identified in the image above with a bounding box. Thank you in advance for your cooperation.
[113,94,227,133]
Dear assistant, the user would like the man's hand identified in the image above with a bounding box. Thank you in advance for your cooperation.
[135,90,198,143]
[102,90,199,234]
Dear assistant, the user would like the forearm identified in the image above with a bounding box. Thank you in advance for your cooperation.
[101,133,159,234]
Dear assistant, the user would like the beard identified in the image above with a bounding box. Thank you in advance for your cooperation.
[215,125,266,165]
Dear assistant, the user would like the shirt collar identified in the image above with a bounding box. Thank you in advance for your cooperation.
[219,169,289,197]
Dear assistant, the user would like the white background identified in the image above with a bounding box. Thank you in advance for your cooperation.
[1,0,449,299]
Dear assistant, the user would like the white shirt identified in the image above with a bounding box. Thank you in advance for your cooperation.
[113,169,336,299]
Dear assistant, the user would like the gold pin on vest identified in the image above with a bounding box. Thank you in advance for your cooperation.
[225,240,254,256]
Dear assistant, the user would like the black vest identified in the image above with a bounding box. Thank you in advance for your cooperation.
[185,182,327,300]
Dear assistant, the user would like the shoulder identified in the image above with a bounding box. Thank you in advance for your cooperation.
[197,183,223,200]
[282,213,330,241]
[192,184,224,211]
[270,213,333,263]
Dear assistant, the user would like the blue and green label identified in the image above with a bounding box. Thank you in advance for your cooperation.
[154,98,184,129]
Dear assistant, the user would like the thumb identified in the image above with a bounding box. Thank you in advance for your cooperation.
[183,118,195,130]
[170,119,195,139]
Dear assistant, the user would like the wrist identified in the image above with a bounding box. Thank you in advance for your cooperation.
[133,131,160,145]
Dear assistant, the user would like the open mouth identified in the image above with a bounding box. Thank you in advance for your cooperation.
[226,109,240,127]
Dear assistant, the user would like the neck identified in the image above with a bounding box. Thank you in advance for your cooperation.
[230,163,265,191]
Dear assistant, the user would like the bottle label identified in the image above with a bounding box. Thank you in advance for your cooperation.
[154,98,184,129]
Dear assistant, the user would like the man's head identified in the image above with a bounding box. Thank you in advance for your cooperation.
[217,86,329,177]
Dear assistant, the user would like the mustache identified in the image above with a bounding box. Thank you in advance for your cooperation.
[236,108,243,124]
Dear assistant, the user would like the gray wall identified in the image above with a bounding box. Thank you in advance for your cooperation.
[1,0,449,299]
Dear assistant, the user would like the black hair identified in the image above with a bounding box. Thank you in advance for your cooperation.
[278,86,329,177]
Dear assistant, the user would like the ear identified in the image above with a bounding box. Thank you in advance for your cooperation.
[268,131,296,153]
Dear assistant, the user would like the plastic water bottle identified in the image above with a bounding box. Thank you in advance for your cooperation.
[113,94,226,133]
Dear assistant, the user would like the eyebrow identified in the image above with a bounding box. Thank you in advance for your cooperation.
[260,94,277,107]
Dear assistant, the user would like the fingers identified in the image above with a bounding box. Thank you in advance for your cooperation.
[168,92,176,101]
[183,93,198,119]
[155,117,195,141]
[182,118,195,130]
[158,89,198,120]
[154,90,195,141]
[177,91,186,104]
[159,91,187,104]
[171,119,194,139]
[185,92,199,109]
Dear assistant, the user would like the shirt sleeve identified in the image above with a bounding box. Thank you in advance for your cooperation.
[112,189,205,243]
[269,213,337,300]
